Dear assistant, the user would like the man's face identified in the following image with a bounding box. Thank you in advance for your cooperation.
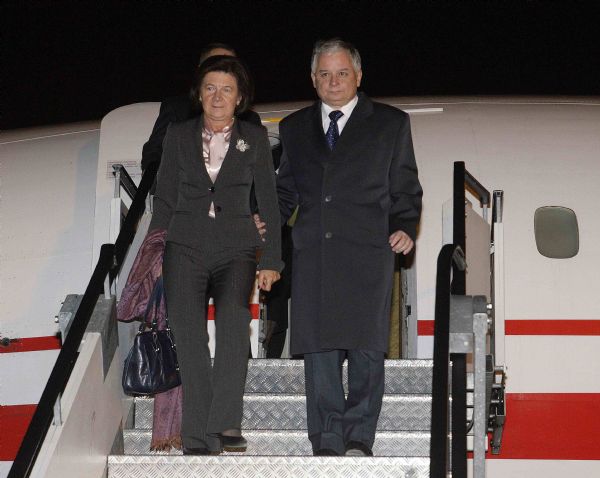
[311,50,362,108]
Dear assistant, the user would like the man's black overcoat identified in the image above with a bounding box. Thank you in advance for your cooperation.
[277,93,422,354]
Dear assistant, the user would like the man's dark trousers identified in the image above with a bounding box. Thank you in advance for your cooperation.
[304,349,385,454]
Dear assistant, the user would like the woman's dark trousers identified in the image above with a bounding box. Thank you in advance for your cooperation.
[163,241,256,452]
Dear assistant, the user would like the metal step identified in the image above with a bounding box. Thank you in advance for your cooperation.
[124,429,431,457]
[108,455,430,478]
[244,359,432,394]
[134,394,431,431]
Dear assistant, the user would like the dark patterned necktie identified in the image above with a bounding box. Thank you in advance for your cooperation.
[325,110,344,150]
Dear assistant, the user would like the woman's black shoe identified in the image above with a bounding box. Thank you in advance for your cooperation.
[220,434,248,452]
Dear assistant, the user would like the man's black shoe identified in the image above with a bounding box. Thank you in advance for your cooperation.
[344,441,373,457]
[314,448,340,456]
[182,446,219,456]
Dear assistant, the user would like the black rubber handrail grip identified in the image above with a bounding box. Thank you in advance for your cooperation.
[429,243,465,478]
[112,162,158,279]
[8,161,159,478]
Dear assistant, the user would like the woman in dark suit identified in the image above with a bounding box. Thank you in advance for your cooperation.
[149,56,282,455]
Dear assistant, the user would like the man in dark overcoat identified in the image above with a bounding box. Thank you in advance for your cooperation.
[277,38,423,456]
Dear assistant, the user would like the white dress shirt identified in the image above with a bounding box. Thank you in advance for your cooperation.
[320,95,359,135]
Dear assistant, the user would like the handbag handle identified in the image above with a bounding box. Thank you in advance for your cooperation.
[139,276,165,333]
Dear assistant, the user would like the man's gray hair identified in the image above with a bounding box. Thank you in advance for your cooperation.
[311,38,362,74]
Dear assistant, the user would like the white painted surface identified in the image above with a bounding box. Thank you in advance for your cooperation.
[92,103,159,266]
[0,126,99,339]
[417,336,434,359]
[403,100,600,357]
[481,459,600,478]
[0,462,11,478]
[505,335,600,393]
[31,333,123,478]
[0,350,60,405]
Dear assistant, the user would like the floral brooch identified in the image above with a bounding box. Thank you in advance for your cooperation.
[236,139,250,152]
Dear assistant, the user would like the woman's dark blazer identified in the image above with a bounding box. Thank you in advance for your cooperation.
[149,116,283,272]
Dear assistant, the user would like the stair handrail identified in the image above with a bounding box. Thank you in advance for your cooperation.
[112,163,138,201]
[429,244,466,477]
[430,161,493,478]
[8,161,159,478]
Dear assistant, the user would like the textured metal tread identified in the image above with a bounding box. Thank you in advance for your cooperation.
[134,394,431,431]
[244,359,433,394]
[124,429,431,457]
[108,455,430,478]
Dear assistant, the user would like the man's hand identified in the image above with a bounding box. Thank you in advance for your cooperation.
[257,270,281,291]
[389,230,414,255]
[253,213,267,241]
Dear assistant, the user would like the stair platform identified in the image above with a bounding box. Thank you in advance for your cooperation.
[108,455,430,478]
[244,358,433,394]
[109,359,434,478]
[124,429,432,456]
[134,394,432,431]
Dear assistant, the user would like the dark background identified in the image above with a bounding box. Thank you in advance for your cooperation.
[2,0,600,130]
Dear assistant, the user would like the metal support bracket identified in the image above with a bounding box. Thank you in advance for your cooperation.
[448,295,491,478]
[489,369,506,454]
[472,312,489,477]
[52,396,62,426]
[57,294,83,342]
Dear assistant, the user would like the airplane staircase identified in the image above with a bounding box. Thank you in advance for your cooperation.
[9,162,505,478]
[108,359,432,477]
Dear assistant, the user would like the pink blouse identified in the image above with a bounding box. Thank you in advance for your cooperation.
[202,122,233,218]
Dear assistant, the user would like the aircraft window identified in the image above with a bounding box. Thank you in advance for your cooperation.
[534,206,579,259]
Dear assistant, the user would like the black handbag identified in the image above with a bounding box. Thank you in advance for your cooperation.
[122,276,181,395]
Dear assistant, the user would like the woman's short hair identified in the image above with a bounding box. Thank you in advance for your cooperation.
[190,55,254,115]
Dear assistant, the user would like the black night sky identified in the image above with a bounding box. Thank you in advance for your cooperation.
[2,0,600,130]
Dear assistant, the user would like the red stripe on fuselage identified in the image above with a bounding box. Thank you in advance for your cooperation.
[505,320,600,335]
[488,393,600,460]
[0,404,37,460]
[0,336,61,354]
[417,320,435,336]
[417,319,600,336]
[207,303,260,320]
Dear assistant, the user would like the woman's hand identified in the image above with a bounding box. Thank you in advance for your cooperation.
[257,270,280,291]
[253,213,267,242]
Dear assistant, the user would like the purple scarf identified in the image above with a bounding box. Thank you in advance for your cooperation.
[117,228,182,451]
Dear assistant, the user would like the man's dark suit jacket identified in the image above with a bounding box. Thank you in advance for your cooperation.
[149,116,282,273]
[141,95,262,171]
[277,93,422,354]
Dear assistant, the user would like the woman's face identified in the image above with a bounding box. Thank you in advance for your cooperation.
[200,71,241,125]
